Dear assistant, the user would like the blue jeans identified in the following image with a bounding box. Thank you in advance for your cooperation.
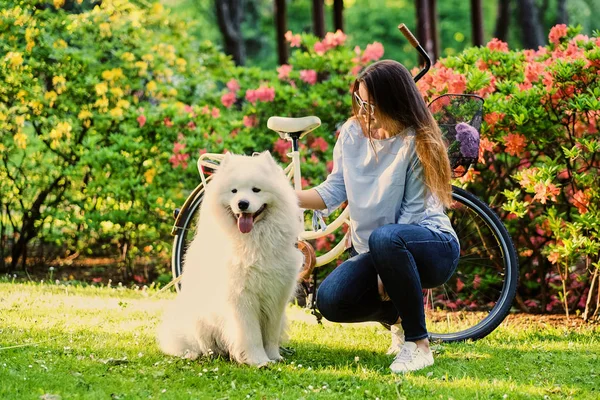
[316,224,460,341]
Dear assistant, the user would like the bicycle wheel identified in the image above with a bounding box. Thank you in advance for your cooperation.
[171,187,205,291]
[425,186,519,342]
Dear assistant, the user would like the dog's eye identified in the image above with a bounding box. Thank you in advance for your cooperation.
[231,189,237,193]
[252,187,261,193]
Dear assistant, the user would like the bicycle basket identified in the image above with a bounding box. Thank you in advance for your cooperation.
[428,94,484,178]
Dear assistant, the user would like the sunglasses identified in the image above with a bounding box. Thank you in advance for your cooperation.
[354,92,375,115]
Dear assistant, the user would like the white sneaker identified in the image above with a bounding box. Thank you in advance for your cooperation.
[390,342,434,373]
[386,323,405,355]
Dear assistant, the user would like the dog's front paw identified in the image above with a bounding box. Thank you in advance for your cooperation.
[265,345,283,362]
[182,349,200,361]
[245,355,273,368]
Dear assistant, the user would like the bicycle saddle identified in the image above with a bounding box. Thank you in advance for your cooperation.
[267,116,321,139]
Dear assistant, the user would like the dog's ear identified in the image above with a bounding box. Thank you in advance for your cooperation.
[258,150,279,169]
[220,152,232,169]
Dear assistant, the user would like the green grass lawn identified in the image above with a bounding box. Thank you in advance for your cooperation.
[1,283,599,399]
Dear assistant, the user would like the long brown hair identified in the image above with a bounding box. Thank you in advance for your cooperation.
[351,60,452,207]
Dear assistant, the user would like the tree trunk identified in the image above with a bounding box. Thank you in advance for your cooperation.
[428,0,439,61]
[556,0,568,25]
[333,0,344,32]
[274,0,288,65]
[516,0,546,48]
[215,0,246,65]
[471,0,484,46]
[312,0,325,38]
[415,0,434,59]
[494,0,511,42]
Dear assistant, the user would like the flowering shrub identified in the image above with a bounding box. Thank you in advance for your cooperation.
[419,25,600,319]
[0,0,231,275]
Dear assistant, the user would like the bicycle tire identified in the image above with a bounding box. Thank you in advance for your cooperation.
[171,188,205,291]
[425,186,519,342]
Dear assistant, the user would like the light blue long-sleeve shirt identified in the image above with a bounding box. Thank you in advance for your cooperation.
[314,119,458,254]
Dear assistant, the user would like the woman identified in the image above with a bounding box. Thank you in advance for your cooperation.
[296,60,459,373]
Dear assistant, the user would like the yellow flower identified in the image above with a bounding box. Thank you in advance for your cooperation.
[44,91,58,107]
[110,87,124,98]
[15,115,25,127]
[101,69,114,81]
[29,101,43,115]
[150,3,164,14]
[14,131,27,149]
[26,40,35,52]
[121,52,135,62]
[54,0,65,8]
[144,168,156,184]
[78,109,92,120]
[5,52,24,68]
[109,107,123,118]
[146,80,157,92]
[102,68,124,81]
[134,61,148,76]
[53,75,67,94]
[95,82,108,96]
[53,39,68,49]
[0,143,6,153]
[142,54,154,63]
[99,23,111,38]
[175,58,187,72]
[116,99,130,109]
[94,97,109,111]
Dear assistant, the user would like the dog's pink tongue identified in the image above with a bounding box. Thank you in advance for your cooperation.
[238,213,254,233]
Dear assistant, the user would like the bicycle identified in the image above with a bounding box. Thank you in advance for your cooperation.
[169,24,519,343]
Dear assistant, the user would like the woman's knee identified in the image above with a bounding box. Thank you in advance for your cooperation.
[368,224,408,254]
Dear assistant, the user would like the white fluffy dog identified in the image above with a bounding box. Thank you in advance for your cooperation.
[158,151,304,367]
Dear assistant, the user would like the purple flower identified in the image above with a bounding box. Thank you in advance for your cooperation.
[455,122,480,158]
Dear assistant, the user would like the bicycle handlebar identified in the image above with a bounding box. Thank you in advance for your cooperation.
[397,23,431,83]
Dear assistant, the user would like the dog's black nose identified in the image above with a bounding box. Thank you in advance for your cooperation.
[238,200,249,211]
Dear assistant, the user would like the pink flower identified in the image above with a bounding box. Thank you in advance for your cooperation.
[273,138,291,159]
[226,79,240,93]
[169,153,189,169]
[137,115,146,128]
[211,107,221,118]
[173,142,186,153]
[255,86,275,102]
[310,137,328,152]
[361,42,384,62]
[184,105,194,113]
[350,65,362,76]
[284,30,301,47]
[187,121,196,130]
[524,62,546,83]
[163,117,173,127]
[277,64,292,80]
[486,38,509,52]
[473,275,481,290]
[92,277,102,283]
[314,41,327,55]
[246,86,275,104]
[300,69,317,85]
[221,92,236,108]
[549,24,568,45]
[245,89,258,105]
[201,105,210,115]
[243,115,257,128]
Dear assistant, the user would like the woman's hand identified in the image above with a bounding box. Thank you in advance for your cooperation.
[377,275,390,301]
